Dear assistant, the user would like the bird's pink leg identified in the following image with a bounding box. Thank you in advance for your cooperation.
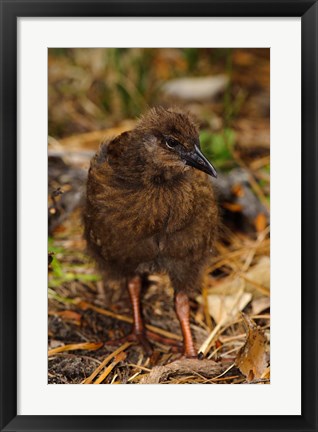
[105,275,152,354]
[105,275,182,354]
[175,291,197,358]
[127,276,144,332]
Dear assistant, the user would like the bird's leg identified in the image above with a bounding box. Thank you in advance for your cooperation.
[128,276,181,352]
[175,291,197,358]
[127,276,147,337]
[105,275,182,354]
[104,275,152,354]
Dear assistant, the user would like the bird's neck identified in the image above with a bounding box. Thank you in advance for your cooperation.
[110,154,191,188]
[146,166,190,187]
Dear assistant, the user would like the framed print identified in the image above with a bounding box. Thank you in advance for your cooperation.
[0,1,317,431]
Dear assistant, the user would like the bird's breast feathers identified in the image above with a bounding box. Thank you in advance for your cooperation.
[108,179,198,236]
[86,163,216,265]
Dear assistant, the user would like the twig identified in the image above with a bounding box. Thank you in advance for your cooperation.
[94,352,127,384]
[202,282,213,330]
[76,300,182,341]
[208,363,235,382]
[82,341,132,384]
[198,284,245,357]
[48,342,103,357]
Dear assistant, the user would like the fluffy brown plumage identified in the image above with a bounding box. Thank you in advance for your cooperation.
[84,106,218,357]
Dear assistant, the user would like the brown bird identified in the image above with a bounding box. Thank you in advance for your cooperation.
[84,107,218,357]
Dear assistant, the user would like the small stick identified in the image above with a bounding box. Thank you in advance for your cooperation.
[209,363,235,381]
[83,341,131,384]
[127,364,152,372]
[127,371,141,383]
[198,320,225,358]
[76,300,182,341]
[202,282,213,330]
[48,342,103,357]
[198,285,245,357]
[94,352,127,384]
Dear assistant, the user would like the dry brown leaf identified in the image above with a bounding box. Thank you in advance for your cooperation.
[235,313,267,381]
[261,366,270,380]
[207,256,270,298]
[198,284,250,356]
[251,297,270,315]
[203,292,252,325]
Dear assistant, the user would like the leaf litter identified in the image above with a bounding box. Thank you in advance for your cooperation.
[235,313,268,382]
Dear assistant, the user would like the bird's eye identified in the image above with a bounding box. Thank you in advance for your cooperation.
[165,137,180,149]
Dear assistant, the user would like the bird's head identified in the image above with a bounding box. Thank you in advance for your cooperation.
[136,107,217,179]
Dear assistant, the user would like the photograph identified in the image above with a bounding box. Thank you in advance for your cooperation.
[48,48,270,385]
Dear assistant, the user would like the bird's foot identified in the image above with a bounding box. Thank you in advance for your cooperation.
[145,330,183,352]
[105,330,153,356]
[172,343,197,359]
[183,348,198,359]
[105,330,183,355]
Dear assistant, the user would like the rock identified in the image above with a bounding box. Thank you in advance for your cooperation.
[162,75,229,101]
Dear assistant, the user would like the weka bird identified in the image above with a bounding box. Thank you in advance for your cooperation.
[84,107,218,357]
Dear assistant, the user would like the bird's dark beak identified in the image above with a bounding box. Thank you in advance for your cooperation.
[184,145,217,178]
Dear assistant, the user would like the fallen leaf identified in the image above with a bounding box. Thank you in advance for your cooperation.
[261,366,270,380]
[251,297,270,315]
[204,292,252,325]
[235,313,267,381]
[197,284,251,356]
[206,256,270,298]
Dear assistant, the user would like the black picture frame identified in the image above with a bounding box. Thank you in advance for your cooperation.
[1,1,317,431]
